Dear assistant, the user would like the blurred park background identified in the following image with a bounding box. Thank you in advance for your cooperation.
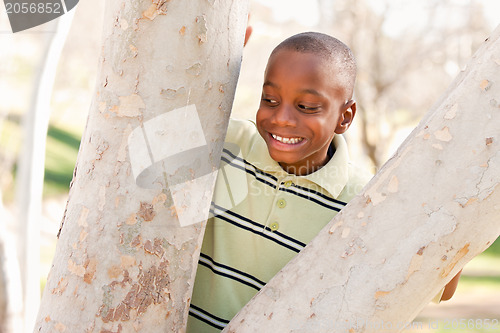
[0,0,499,332]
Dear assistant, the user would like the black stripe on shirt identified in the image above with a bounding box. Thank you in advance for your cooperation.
[221,149,278,188]
[280,187,346,212]
[212,203,306,253]
[189,304,229,330]
[198,252,266,291]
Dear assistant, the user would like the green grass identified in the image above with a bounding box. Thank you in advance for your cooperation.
[457,244,500,293]
[43,125,81,196]
[1,118,82,199]
[464,254,500,274]
[481,237,500,257]
[459,274,500,292]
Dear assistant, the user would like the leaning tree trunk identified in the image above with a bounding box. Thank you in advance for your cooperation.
[224,25,500,333]
[36,1,248,332]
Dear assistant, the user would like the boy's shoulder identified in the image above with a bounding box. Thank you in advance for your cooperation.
[338,161,373,203]
[224,118,267,164]
[226,118,258,141]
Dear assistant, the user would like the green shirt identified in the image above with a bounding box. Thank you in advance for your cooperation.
[187,119,370,332]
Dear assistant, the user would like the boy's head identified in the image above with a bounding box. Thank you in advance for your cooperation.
[256,32,357,176]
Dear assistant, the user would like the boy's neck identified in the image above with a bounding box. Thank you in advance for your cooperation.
[279,156,330,176]
[280,143,336,176]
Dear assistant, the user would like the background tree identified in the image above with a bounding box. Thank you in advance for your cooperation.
[325,0,492,168]
[14,12,75,332]
[0,190,22,333]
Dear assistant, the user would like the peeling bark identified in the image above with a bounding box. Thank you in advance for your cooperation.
[36,1,248,332]
[224,25,500,333]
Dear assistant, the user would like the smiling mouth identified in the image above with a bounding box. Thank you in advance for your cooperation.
[271,133,304,145]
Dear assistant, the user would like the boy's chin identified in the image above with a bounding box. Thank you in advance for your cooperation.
[268,149,328,175]
[268,151,303,171]
[268,150,296,165]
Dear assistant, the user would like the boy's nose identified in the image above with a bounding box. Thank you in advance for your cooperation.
[271,104,296,127]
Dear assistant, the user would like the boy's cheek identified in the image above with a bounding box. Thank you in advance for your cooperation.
[255,115,268,140]
[255,106,270,123]
[255,108,263,124]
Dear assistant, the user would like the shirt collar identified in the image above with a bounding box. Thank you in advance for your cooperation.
[247,133,350,198]
[302,135,349,198]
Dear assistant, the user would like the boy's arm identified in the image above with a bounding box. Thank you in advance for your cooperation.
[243,15,252,46]
[440,269,462,301]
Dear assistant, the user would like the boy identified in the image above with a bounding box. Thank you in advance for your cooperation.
[186,31,366,332]
[186,32,457,332]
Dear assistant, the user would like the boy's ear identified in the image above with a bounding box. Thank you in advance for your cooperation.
[335,100,356,134]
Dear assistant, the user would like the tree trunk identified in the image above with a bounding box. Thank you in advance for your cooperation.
[15,11,75,332]
[224,25,500,333]
[35,1,248,332]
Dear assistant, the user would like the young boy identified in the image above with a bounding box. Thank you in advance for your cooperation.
[186,31,367,332]
[186,32,457,332]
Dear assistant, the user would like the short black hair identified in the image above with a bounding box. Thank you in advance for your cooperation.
[271,32,356,98]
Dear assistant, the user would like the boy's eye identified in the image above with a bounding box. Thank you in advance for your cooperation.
[298,104,320,112]
[262,98,279,106]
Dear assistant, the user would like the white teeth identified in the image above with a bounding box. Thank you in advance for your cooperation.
[271,134,303,144]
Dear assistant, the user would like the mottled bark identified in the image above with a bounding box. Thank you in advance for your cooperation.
[36,1,248,332]
[224,25,500,333]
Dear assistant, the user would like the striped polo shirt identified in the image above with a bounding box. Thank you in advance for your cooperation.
[187,119,370,332]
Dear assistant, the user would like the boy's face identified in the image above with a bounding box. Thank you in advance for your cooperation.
[256,49,355,175]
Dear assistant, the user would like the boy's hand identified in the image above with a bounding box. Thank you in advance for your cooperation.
[440,269,462,301]
[244,25,253,46]
[244,14,252,46]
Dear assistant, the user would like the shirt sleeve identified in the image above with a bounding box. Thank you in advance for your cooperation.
[431,287,445,304]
